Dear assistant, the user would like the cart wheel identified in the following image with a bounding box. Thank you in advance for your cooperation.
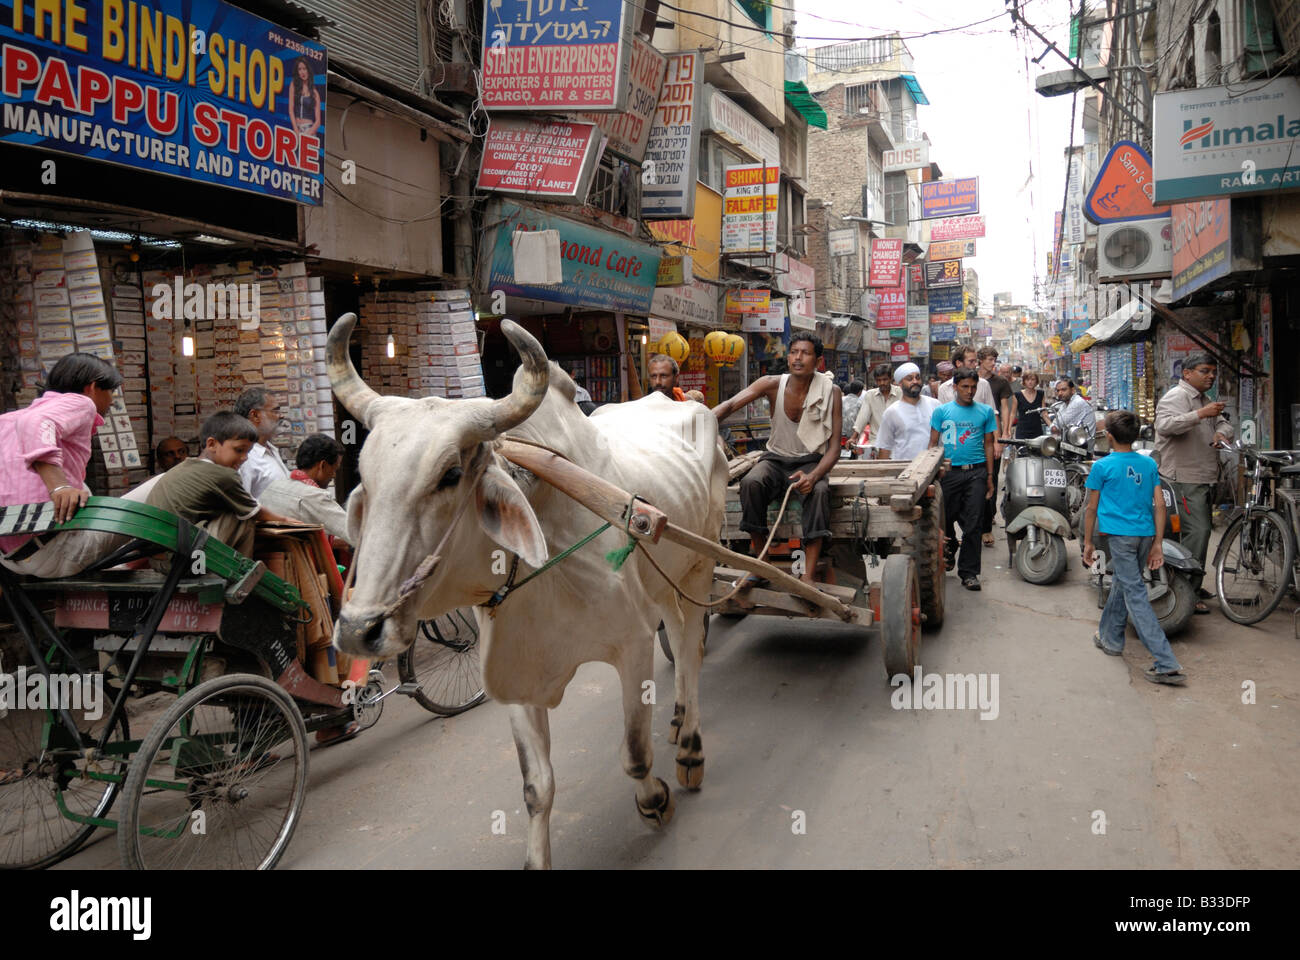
[657,616,710,665]
[1,683,131,870]
[901,484,945,631]
[880,554,921,680]
[117,673,308,870]
[398,608,485,716]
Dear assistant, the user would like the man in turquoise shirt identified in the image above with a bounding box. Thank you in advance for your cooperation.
[928,368,997,590]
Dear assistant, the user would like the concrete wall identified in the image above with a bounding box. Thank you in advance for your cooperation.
[303,100,443,277]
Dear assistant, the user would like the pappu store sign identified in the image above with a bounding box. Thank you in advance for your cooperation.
[0,0,327,204]
[481,0,632,112]
[484,200,661,313]
[1171,198,1231,300]
[1084,140,1170,224]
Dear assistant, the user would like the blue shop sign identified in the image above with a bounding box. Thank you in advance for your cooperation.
[927,287,963,313]
[930,323,958,341]
[486,200,662,313]
[1,0,327,205]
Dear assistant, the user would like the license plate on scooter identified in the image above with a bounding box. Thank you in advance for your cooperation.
[1045,469,1067,487]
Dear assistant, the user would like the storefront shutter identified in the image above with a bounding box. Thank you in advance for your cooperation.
[310,0,424,92]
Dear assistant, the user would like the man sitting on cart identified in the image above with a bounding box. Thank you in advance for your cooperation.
[712,332,841,587]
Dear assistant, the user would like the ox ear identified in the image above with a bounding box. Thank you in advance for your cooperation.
[345,484,366,546]
[475,463,547,569]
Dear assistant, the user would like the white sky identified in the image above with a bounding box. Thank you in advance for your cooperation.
[796,0,1079,308]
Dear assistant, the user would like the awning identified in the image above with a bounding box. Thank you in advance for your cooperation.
[784,81,829,130]
[899,73,930,106]
[1071,300,1146,353]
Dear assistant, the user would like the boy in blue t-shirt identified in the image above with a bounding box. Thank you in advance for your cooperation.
[928,368,998,590]
[1082,409,1186,685]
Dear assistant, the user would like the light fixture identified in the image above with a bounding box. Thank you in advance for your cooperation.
[386,329,395,358]
[181,319,194,357]
[188,233,238,246]
[641,334,648,344]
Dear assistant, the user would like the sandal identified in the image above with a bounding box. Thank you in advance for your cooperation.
[316,720,361,748]
[982,533,995,547]
[1144,668,1187,686]
[1193,601,1211,615]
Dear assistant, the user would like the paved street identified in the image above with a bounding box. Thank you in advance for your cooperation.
[58,527,1300,870]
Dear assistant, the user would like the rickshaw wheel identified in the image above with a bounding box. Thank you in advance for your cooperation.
[399,609,486,716]
[0,692,130,870]
[117,674,308,870]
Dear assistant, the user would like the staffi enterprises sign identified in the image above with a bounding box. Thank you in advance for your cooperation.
[1153,79,1300,204]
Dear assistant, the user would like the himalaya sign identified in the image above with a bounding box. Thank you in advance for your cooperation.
[1153,80,1300,203]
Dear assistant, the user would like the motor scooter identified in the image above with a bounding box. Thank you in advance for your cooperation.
[1001,431,1073,584]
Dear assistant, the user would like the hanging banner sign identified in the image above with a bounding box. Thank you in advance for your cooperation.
[722,163,780,253]
[908,263,924,286]
[868,239,904,287]
[651,278,720,328]
[482,0,632,112]
[876,281,907,329]
[930,322,958,340]
[725,288,771,313]
[1085,140,1170,224]
[906,305,930,355]
[928,239,976,261]
[656,256,692,286]
[890,340,910,360]
[477,119,602,199]
[1153,80,1300,204]
[704,86,780,162]
[1171,199,1231,300]
[883,141,930,172]
[1065,153,1087,243]
[577,36,666,162]
[920,178,980,218]
[925,259,963,289]
[641,51,702,218]
[0,0,327,205]
[828,228,858,257]
[930,215,986,241]
[927,287,964,314]
[742,299,787,332]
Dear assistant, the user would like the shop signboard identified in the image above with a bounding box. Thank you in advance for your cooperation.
[920,178,979,218]
[927,287,963,314]
[876,281,906,329]
[646,183,721,278]
[828,228,858,257]
[928,239,976,261]
[868,238,904,287]
[890,340,910,360]
[722,163,780,253]
[929,215,986,241]
[648,316,678,342]
[650,278,720,328]
[484,201,661,313]
[0,0,328,204]
[1153,80,1300,204]
[1171,199,1231,300]
[742,299,787,332]
[642,51,703,218]
[930,322,958,341]
[1084,140,1170,223]
[906,306,929,355]
[773,253,816,326]
[703,86,780,162]
[925,258,963,289]
[1065,153,1086,243]
[577,36,666,162]
[908,263,924,286]
[656,256,691,286]
[482,0,632,112]
[883,141,930,172]
[725,289,770,313]
[476,119,603,200]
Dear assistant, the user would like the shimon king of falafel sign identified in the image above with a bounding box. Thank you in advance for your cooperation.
[1,0,327,204]
[482,0,633,112]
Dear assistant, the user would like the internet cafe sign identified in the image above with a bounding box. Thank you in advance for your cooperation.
[1153,79,1300,203]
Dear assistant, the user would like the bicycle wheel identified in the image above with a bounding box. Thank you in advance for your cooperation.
[398,609,485,716]
[0,684,130,870]
[117,674,308,870]
[1215,510,1295,625]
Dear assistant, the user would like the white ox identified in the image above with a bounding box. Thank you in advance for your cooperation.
[327,314,726,868]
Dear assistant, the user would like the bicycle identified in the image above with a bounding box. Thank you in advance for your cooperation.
[1213,444,1300,625]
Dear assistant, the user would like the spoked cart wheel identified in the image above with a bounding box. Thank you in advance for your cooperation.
[0,679,131,870]
[117,673,308,870]
[398,608,486,716]
[880,554,921,680]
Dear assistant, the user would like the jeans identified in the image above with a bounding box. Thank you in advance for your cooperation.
[940,467,987,580]
[739,453,831,545]
[1099,535,1182,673]
[1169,481,1212,591]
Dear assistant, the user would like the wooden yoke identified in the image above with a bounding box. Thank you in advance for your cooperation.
[497,440,859,623]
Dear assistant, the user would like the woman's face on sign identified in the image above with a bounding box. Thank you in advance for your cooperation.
[297,61,310,82]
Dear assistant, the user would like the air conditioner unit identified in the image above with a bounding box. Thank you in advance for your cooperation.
[1097,218,1172,282]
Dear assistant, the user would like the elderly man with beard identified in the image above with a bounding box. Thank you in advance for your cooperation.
[876,362,940,462]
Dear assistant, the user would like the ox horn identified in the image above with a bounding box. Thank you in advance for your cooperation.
[488,319,549,434]
[326,312,382,427]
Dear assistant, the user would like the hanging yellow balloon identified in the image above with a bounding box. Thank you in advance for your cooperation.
[703,330,732,365]
[655,331,690,365]
[724,333,746,365]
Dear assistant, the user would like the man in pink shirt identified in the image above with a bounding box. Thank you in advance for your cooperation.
[0,354,124,577]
